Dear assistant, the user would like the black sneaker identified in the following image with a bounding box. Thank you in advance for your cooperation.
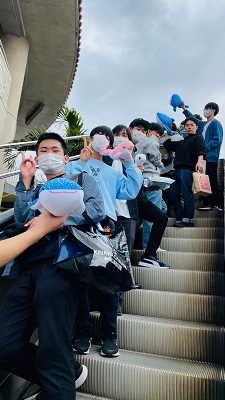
[211,206,223,211]
[101,333,119,357]
[75,362,88,389]
[73,335,92,354]
[198,205,211,211]
[172,221,194,228]
[138,255,170,269]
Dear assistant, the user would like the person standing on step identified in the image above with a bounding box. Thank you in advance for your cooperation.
[180,101,223,211]
[128,118,170,269]
[65,125,143,358]
[163,117,206,228]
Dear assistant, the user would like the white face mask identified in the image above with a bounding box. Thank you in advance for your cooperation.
[203,108,213,118]
[92,134,109,152]
[132,130,145,145]
[113,137,128,148]
[38,154,65,174]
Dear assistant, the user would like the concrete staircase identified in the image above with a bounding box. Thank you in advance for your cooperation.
[77,208,225,400]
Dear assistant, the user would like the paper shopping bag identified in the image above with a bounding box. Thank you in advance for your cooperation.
[193,172,212,197]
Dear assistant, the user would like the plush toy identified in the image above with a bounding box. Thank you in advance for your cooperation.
[30,178,85,217]
[170,94,189,112]
[100,140,134,162]
[134,154,146,165]
[156,112,175,136]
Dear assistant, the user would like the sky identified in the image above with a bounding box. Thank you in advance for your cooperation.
[66,0,225,157]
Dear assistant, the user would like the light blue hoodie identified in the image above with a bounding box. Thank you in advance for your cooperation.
[65,158,143,221]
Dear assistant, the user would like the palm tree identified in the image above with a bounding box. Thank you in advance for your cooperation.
[54,105,88,157]
[3,107,87,170]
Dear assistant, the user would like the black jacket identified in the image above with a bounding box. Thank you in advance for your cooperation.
[164,134,206,172]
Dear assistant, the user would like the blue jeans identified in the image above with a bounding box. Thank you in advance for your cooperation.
[142,190,162,249]
[170,169,195,221]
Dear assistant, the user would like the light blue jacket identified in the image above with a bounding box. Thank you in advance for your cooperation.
[65,158,143,221]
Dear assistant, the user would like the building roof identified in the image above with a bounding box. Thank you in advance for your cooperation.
[0,0,82,139]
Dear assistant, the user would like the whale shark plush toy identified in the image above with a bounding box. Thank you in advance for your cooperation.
[170,94,189,112]
[156,112,175,136]
[30,178,85,217]
[100,140,134,162]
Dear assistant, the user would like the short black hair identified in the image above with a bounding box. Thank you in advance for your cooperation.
[112,124,131,141]
[183,117,198,127]
[35,132,67,155]
[90,125,114,148]
[129,118,151,131]
[204,102,219,116]
[194,114,202,121]
[171,122,177,132]
[149,122,164,136]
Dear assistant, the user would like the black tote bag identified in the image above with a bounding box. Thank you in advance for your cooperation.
[54,224,135,294]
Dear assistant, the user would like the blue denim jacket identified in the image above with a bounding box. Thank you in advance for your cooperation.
[183,110,223,162]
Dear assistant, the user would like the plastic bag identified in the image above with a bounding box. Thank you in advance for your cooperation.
[54,224,135,294]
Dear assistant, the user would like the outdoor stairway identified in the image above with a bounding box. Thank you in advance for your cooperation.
[77,208,225,400]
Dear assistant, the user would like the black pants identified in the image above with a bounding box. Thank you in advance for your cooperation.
[0,261,79,400]
[137,191,168,257]
[202,162,220,206]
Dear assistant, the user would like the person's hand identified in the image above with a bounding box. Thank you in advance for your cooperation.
[25,210,69,237]
[181,101,186,111]
[137,163,144,173]
[20,151,37,188]
[195,161,204,173]
[80,138,93,162]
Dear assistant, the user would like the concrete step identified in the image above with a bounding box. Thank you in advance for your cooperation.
[123,289,225,324]
[131,250,224,271]
[90,312,225,364]
[160,237,224,253]
[168,216,223,227]
[77,346,225,400]
[132,267,225,295]
[164,226,224,239]
[77,394,114,400]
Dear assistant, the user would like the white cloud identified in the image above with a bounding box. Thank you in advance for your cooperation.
[68,0,225,159]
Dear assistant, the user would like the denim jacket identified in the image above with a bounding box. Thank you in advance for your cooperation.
[183,109,223,162]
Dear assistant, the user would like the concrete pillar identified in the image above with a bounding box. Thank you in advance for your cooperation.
[0,35,29,206]
[1,34,29,144]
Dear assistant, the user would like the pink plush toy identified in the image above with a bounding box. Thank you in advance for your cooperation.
[100,140,134,162]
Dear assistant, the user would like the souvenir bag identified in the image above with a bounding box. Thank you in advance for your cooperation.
[192,172,212,197]
[54,216,135,294]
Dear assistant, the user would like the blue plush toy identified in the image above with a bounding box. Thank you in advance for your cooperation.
[30,178,85,216]
[156,112,175,136]
[170,94,189,112]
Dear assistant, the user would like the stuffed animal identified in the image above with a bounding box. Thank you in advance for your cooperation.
[156,112,175,136]
[134,154,146,165]
[30,178,85,217]
[100,140,134,162]
[170,94,189,112]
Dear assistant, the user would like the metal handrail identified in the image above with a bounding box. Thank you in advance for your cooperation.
[0,134,89,150]
[0,134,87,180]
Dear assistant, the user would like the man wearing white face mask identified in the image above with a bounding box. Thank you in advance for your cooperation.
[181,101,223,211]
[0,132,105,400]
